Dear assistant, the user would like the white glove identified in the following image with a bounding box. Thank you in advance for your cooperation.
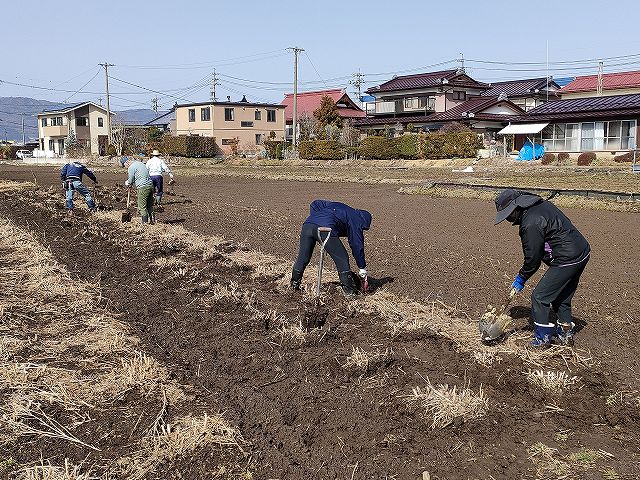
[358,268,368,278]
[124,180,130,187]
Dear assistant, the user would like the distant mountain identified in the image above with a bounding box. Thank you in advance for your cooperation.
[0,97,167,143]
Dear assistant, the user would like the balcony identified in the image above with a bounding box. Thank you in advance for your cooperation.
[366,97,436,116]
[42,125,69,137]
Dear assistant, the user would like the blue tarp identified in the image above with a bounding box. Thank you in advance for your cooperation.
[516,139,545,161]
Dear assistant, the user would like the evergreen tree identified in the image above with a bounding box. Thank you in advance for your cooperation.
[313,95,342,129]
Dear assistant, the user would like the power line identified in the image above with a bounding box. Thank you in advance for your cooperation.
[117,50,289,70]
[304,52,328,88]
[109,75,194,102]
[62,69,100,103]
[465,52,640,66]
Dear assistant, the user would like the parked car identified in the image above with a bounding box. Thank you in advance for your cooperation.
[16,149,32,159]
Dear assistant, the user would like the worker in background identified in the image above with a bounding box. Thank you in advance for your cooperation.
[291,200,372,296]
[119,156,155,224]
[495,189,590,347]
[60,160,97,215]
[146,149,175,205]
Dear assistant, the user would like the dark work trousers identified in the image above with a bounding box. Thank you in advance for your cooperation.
[293,223,350,273]
[531,257,589,326]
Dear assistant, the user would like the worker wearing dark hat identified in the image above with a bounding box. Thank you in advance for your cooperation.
[495,189,590,346]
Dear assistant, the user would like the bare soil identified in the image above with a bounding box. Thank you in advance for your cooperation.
[1,167,640,479]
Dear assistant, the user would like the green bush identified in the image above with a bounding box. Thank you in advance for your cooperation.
[541,153,556,165]
[107,144,117,157]
[298,140,344,160]
[577,152,596,166]
[161,135,218,157]
[395,135,418,159]
[416,130,483,159]
[357,136,400,159]
[264,139,285,159]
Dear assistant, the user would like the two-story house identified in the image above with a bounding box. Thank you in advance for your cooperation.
[480,77,560,111]
[174,96,285,153]
[355,69,523,135]
[37,102,110,156]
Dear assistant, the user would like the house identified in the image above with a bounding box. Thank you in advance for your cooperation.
[508,93,639,153]
[480,77,560,111]
[560,70,640,99]
[173,96,285,153]
[145,108,176,133]
[37,102,110,156]
[354,68,493,132]
[280,89,364,139]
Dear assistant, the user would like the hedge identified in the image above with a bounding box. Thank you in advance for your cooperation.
[577,152,596,166]
[357,136,400,159]
[161,135,218,157]
[614,151,635,163]
[541,153,556,165]
[298,140,344,160]
[416,131,483,159]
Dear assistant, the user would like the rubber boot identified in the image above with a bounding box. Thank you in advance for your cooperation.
[556,321,576,346]
[338,271,359,297]
[290,269,303,291]
[155,195,162,205]
[531,322,555,347]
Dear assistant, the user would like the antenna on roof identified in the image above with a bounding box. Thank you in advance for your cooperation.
[457,53,465,74]
[597,60,604,96]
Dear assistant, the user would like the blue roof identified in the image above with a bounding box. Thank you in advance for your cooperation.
[554,77,575,87]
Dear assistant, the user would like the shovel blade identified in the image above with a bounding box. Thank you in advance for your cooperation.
[121,211,132,223]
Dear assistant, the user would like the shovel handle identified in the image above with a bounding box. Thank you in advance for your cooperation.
[126,189,131,208]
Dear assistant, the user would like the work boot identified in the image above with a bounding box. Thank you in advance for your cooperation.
[290,269,304,291]
[556,321,576,346]
[531,322,555,347]
[155,195,162,205]
[141,215,149,224]
[338,271,359,297]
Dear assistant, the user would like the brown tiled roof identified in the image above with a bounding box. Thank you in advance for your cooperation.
[426,96,524,122]
[481,78,559,98]
[512,93,640,121]
[366,69,490,94]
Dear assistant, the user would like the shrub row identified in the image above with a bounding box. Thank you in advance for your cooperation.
[577,152,596,166]
[161,135,219,157]
[614,151,635,163]
[541,153,556,165]
[299,132,483,160]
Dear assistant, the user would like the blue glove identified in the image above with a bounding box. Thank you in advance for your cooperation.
[511,274,526,292]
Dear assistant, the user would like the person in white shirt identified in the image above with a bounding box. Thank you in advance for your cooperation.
[146,149,175,204]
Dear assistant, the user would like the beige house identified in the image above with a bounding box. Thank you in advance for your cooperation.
[37,102,110,156]
[174,97,285,153]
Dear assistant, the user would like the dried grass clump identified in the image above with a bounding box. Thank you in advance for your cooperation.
[17,459,93,480]
[278,321,307,346]
[408,381,488,429]
[117,413,245,480]
[526,369,580,393]
[527,442,607,478]
[343,346,389,371]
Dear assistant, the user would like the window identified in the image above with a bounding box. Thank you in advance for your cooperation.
[403,97,430,110]
[98,117,104,127]
[241,121,254,127]
[188,109,196,122]
[221,139,233,145]
[48,139,54,150]
[266,109,276,122]
[201,107,210,121]
[76,117,89,127]
[41,118,48,127]
[255,134,262,144]
[224,108,234,121]
[452,91,466,101]
[50,117,63,126]
[255,110,262,121]
[580,120,635,151]
[539,123,579,151]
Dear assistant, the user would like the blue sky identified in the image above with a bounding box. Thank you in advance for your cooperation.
[2,0,640,109]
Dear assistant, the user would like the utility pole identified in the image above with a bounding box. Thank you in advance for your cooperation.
[99,62,115,145]
[287,47,304,147]
[152,97,159,112]
[597,61,604,96]
[21,114,25,145]
[210,70,220,102]
[350,70,365,104]
[98,97,103,106]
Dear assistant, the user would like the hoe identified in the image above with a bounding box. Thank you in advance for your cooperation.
[315,227,333,296]
[121,188,132,223]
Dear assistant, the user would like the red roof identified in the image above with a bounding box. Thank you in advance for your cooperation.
[281,89,365,122]
[561,70,640,94]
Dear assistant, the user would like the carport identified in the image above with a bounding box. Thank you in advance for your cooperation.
[498,123,549,158]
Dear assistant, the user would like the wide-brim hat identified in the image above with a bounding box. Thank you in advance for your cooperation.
[151,149,161,156]
[495,189,542,224]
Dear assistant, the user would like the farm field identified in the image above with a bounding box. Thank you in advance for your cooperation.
[0,165,639,479]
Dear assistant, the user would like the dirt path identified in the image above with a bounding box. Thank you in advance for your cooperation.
[2,184,639,479]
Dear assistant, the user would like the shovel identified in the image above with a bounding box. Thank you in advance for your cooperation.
[479,288,517,342]
[315,227,333,297]
[121,188,132,223]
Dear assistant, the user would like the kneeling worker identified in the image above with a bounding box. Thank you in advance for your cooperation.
[291,200,372,296]
[495,189,590,346]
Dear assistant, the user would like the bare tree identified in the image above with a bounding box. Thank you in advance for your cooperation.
[110,116,127,155]
[298,113,319,141]
[340,119,361,146]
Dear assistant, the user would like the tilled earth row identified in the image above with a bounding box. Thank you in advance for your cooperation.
[1,184,639,479]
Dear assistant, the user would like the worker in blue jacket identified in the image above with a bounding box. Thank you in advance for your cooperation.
[291,200,372,296]
[60,161,97,215]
